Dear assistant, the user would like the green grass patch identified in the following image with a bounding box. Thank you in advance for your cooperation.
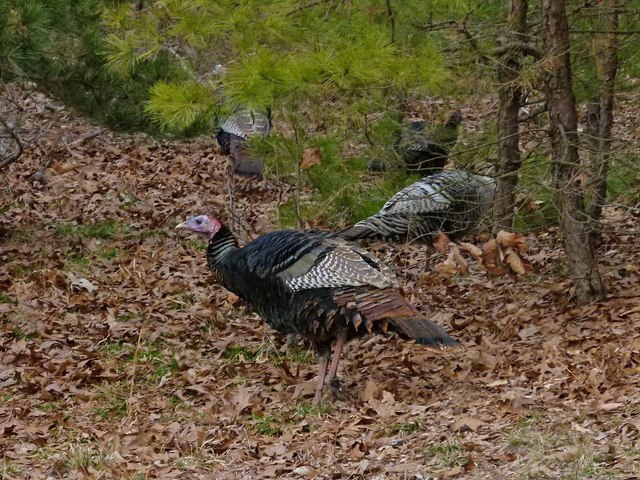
[67,444,112,472]
[38,401,63,412]
[0,294,17,304]
[169,291,199,310]
[0,392,15,403]
[187,239,208,252]
[248,403,331,437]
[251,414,283,437]
[12,325,36,341]
[293,402,331,418]
[283,343,314,365]
[151,357,179,381]
[65,253,91,271]
[120,193,144,210]
[133,228,168,240]
[97,247,121,260]
[424,439,466,468]
[116,312,141,322]
[503,412,610,479]
[52,219,124,240]
[93,384,129,421]
[0,460,22,478]
[100,340,177,384]
[385,421,420,436]
[222,345,267,362]
[101,340,132,358]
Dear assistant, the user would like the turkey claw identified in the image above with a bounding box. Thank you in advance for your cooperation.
[329,377,348,401]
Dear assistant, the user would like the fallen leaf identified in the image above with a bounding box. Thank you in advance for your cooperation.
[299,148,321,169]
[433,232,451,252]
[452,416,486,432]
[441,465,463,478]
[361,380,380,402]
[505,247,526,275]
[598,402,624,411]
[459,242,483,260]
[496,230,528,252]
[518,325,540,340]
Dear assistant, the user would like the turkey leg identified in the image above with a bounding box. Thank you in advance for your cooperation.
[327,330,349,401]
[313,350,330,406]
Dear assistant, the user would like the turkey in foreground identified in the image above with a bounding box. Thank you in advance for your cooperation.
[397,110,463,175]
[176,216,458,405]
[216,108,271,177]
[340,170,496,243]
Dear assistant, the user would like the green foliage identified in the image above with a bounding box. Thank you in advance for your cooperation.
[103,0,459,133]
[0,1,182,133]
[513,157,559,233]
[146,81,216,132]
[607,153,640,205]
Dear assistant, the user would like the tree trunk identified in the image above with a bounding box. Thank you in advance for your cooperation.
[495,0,528,231]
[541,0,606,304]
[586,1,619,239]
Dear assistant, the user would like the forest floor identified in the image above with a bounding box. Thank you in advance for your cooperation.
[1,88,640,480]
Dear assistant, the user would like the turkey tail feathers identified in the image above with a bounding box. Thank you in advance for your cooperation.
[390,318,459,346]
[339,224,371,242]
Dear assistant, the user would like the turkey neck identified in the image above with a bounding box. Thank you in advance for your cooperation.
[206,225,240,275]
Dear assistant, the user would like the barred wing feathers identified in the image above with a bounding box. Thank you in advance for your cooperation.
[341,170,495,242]
[233,230,455,346]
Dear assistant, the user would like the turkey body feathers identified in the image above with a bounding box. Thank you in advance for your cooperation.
[206,228,457,347]
[216,108,271,177]
[341,170,496,242]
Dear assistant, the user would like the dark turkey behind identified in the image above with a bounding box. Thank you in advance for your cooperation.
[397,110,463,176]
[176,215,458,405]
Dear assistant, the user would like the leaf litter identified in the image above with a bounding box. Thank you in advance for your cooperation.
[1,89,640,479]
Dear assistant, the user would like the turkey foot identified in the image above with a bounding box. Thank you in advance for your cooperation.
[324,330,348,402]
[328,376,348,401]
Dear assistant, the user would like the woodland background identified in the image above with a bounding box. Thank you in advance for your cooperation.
[1,1,640,479]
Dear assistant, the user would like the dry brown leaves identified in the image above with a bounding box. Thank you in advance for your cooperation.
[482,231,534,276]
[1,88,640,479]
[299,148,322,170]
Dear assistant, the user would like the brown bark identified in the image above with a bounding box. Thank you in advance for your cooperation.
[495,0,529,231]
[541,0,606,304]
[586,1,619,237]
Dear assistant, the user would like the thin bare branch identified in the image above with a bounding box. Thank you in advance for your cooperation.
[0,117,23,171]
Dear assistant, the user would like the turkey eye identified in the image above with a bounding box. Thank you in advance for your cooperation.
[195,218,202,224]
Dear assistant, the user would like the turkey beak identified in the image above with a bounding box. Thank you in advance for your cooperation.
[175,221,189,230]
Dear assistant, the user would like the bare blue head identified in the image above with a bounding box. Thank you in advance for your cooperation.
[175,215,222,238]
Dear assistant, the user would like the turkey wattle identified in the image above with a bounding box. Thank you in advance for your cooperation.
[176,215,458,405]
[340,170,496,243]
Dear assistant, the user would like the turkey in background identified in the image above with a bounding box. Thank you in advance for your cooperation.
[216,107,271,177]
[366,109,463,176]
[212,64,271,177]
[176,215,458,405]
[340,170,496,243]
[398,110,463,176]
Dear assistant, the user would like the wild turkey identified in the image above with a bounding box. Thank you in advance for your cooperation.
[176,215,458,405]
[340,170,495,243]
[216,108,271,177]
[397,110,463,175]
